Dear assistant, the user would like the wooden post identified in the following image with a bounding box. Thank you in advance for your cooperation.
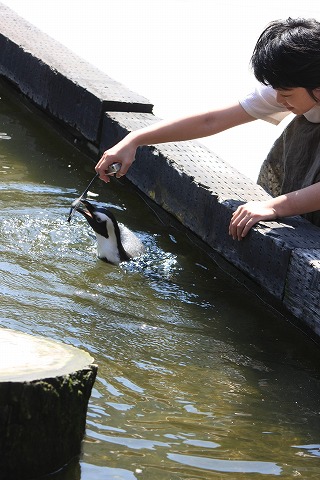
[0,328,97,480]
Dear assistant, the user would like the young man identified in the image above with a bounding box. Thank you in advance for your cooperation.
[95,18,320,240]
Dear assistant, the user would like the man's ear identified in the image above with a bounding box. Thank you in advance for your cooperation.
[313,88,320,101]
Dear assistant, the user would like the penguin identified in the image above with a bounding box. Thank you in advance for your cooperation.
[76,199,144,265]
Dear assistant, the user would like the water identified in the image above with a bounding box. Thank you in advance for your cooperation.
[1,83,320,479]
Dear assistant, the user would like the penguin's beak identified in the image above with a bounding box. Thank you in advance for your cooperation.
[76,199,95,220]
[77,199,109,237]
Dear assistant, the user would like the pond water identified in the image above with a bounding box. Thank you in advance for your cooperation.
[1,83,320,480]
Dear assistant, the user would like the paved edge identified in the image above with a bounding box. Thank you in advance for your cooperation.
[0,3,153,144]
[1,3,320,339]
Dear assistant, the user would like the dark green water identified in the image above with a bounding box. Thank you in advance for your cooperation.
[1,83,320,480]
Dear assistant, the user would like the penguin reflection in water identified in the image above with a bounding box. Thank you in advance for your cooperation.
[76,199,144,265]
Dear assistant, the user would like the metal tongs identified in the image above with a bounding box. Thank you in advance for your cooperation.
[67,163,121,223]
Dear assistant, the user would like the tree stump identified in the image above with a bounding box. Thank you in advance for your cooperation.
[0,328,98,480]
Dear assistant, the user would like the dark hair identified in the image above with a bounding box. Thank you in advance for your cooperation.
[251,18,320,99]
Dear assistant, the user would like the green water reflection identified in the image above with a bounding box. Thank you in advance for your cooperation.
[1,83,320,480]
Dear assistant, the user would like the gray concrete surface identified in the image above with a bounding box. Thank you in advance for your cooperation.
[0,3,153,144]
[1,2,320,339]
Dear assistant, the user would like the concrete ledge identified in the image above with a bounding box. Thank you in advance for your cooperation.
[1,2,320,338]
[285,249,320,335]
[0,3,153,143]
[101,111,320,330]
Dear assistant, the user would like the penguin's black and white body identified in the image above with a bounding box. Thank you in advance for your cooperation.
[77,199,144,265]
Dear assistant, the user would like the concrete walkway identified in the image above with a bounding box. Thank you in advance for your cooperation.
[1,3,320,340]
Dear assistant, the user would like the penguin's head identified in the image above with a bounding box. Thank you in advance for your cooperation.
[76,199,115,238]
[76,199,131,264]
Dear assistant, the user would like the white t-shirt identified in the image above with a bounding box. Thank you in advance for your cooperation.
[239,83,320,125]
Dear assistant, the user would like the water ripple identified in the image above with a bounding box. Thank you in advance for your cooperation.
[167,454,282,475]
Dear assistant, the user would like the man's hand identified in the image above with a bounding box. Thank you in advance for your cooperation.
[229,201,278,240]
[95,139,137,183]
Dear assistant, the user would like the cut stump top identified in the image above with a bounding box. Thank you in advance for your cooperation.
[0,328,94,382]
